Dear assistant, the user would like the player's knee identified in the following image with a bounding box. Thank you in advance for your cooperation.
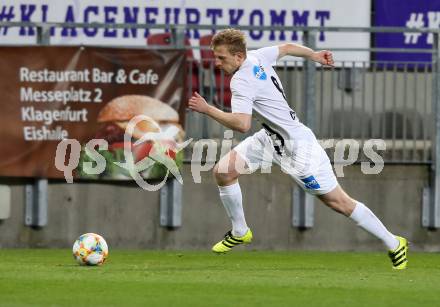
[213,163,237,185]
[325,197,355,216]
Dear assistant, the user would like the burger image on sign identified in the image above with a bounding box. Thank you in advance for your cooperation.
[77,95,184,180]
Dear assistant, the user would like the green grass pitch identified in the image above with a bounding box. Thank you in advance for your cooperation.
[0,249,439,306]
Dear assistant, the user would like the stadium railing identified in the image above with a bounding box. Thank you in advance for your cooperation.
[1,22,440,228]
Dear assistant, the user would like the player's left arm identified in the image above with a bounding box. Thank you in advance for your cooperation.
[278,43,334,67]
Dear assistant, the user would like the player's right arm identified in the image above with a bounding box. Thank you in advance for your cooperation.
[188,92,252,133]
[278,43,334,66]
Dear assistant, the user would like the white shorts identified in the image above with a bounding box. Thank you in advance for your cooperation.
[234,129,338,195]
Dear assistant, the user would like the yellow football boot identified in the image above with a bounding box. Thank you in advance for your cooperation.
[388,236,409,270]
[212,229,253,253]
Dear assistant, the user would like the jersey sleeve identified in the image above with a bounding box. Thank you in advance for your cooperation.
[230,77,255,115]
[252,46,279,66]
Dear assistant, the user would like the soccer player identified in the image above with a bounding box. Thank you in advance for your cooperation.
[188,29,408,269]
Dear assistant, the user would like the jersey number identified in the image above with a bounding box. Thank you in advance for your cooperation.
[271,76,287,100]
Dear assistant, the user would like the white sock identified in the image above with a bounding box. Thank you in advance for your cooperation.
[350,202,399,250]
[218,182,248,237]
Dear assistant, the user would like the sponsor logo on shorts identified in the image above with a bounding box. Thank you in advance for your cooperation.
[253,65,267,80]
[301,176,321,190]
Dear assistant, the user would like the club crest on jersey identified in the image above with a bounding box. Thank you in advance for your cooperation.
[253,65,267,80]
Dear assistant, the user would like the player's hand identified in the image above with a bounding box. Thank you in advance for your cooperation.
[188,92,210,114]
[311,50,334,67]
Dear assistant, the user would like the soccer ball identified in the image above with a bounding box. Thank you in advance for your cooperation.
[72,233,109,266]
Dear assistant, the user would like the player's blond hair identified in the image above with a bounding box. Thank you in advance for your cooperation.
[211,28,247,55]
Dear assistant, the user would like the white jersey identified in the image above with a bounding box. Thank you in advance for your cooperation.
[230,46,338,194]
[230,46,313,154]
